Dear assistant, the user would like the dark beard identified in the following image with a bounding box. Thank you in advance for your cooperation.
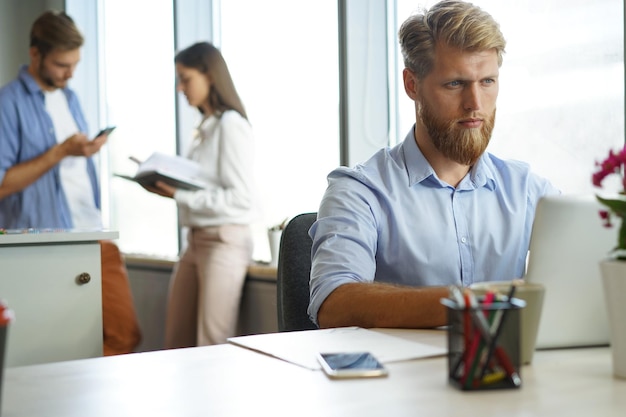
[419,101,495,165]
[38,60,61,89]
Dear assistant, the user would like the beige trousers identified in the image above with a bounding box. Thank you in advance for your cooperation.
[164,224,253,348]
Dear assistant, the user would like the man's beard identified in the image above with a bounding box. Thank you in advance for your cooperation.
[38,60,65,89]
[419,100,495,166]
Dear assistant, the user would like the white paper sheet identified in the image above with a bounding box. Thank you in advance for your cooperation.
[227,327,447,370]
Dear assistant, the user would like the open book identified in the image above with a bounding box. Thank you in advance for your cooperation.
[115,152,207,191]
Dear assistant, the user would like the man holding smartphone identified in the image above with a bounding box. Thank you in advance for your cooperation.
[0,10,140,356]
[0,10,107,225]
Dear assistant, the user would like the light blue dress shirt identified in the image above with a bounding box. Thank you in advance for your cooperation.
[308,128,560,325]
[0,65,100,229]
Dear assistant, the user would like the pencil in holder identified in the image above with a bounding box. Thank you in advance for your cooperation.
[441,289,525,391]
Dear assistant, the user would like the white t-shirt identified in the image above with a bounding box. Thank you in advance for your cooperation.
[44,89,102,229]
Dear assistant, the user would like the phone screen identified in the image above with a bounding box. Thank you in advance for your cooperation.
[317,352,388,379]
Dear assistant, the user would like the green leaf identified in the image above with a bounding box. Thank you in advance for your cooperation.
[597,196,626,218]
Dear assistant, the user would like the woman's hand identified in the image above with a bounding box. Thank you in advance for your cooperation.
[142,180,177,198]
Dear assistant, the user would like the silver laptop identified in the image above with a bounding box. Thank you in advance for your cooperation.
[524,194,614,349]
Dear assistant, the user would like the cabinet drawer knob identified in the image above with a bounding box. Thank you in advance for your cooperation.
[76,272,91,285]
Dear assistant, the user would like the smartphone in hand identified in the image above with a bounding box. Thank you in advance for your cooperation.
[95,126,116,138]
[317,352,388,379]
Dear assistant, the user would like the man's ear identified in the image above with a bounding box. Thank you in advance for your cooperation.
[29,46,41,64]
[402,68,420,100]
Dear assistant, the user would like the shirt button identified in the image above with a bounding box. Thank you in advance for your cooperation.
[461,237,467,244]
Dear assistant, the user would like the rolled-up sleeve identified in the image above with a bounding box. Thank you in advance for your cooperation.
[0,88,20,186]
[307,169,379,325]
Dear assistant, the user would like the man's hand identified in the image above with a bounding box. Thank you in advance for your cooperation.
[60,133,107,157]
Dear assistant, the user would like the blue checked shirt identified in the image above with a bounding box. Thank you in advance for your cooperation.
[0,65,100,229]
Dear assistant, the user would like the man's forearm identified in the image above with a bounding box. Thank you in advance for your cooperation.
[316,282,449,329]
[0,144,65,199]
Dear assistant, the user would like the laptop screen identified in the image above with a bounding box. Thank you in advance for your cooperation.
[524,194,614,349]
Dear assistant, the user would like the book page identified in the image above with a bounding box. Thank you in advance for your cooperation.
[138,152,205,183]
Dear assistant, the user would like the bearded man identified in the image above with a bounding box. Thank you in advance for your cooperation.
[0,11,141,355]
[0,10,107,220]
[307,0,560,329]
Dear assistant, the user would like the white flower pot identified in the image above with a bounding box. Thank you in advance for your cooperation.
[599,259,626,379]
[267,229,282,267]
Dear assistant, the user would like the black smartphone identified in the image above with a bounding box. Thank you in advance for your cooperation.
[317,352,388,379]
[95,126,116,138]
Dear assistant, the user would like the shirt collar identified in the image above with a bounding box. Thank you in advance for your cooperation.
[401,126,497,191]
[402,127,435,186]
[18,65,43,95]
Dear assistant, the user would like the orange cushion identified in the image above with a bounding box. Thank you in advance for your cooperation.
[100,240,141,355]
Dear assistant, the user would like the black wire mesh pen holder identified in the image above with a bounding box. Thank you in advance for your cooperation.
[0,317,9,412]
[442,297,524,391]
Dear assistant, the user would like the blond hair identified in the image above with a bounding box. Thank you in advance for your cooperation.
[399,0,506,79]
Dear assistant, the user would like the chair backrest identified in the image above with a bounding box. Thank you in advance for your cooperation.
[276,212,319,332]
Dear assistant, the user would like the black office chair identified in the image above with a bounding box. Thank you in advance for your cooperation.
[276,212,319,332]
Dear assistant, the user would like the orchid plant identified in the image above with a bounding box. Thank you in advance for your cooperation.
[592,145,626,260]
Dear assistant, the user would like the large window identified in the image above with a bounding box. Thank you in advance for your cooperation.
[393,0,624,194]
[100,0,179,258]
[218,0,340,261]
[69,0,624,260]
[73,0,339,261]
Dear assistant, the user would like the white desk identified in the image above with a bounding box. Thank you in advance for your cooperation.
[3,330,625,416]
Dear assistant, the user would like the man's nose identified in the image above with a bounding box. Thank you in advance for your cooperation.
[463,83,481,112]
[65,66,76,79]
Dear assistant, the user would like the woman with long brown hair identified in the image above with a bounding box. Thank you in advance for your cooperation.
[144,42,259,347]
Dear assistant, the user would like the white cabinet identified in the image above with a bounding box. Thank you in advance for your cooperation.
[0,230,118,367]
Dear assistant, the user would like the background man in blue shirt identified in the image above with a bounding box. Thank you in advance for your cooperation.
[0,11,108,227]
[0,12,107,224]
[308,0,559,329]
[0,10,140,355]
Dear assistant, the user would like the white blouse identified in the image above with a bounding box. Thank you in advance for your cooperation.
[173,110,260,228]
